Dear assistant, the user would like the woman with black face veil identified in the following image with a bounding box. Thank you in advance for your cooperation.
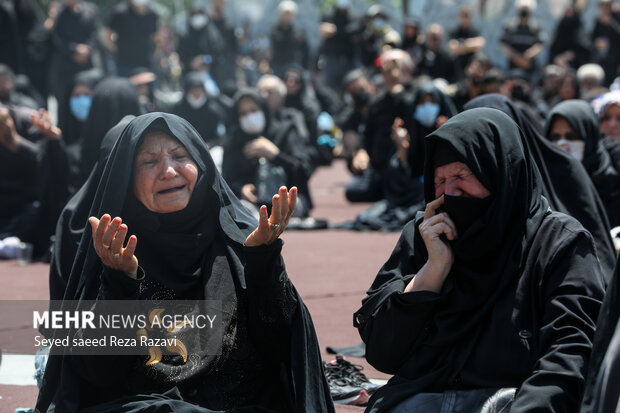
[544,99,620,228]
[354,108,605,412]
[36,113,334,412]
[464,94,617,279]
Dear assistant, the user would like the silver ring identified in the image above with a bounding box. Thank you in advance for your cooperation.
[113,253,121,259]
[103,243,111,249]
[271,223,280,230]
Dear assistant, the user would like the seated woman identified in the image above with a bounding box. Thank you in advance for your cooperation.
[465,94,616,277]
[545,99,620,227]
[222,89,314,218]
[36,113,333,412]
[354,108,605,412]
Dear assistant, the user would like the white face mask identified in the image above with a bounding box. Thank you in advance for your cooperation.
[190,14,208,30]
[132,0,149,7]
[556,138,585,161]
[187,93,207,109]
[240,111,266,135]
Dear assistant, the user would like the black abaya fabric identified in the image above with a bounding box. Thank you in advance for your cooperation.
[545,99,620,228]
[354,108,605,412]
[47,115,135,302]
[36,113,334,413]
[464,94,616,279]
[582,255,620,412]
[79,77,141,186]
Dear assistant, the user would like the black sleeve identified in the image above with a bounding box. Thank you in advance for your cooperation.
[69,266,145,386]
[355,223,442,374]
[244,239,298,360]
[510,231,605,412]
[360,288,441,374]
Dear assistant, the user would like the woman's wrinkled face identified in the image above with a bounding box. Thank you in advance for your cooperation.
[133,131,198,213]
[600,103,620,141]
[434,161,491,199]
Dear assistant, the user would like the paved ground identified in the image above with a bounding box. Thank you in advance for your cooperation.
[0,160,400,412]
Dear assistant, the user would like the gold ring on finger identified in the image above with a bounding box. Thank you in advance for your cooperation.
[114,253,121,259]
[271,223,280,230]
[103,243,111,249]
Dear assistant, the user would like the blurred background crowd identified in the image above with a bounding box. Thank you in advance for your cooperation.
[0,0,619,259]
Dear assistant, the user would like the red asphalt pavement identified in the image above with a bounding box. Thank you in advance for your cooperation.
[0,160,400,412]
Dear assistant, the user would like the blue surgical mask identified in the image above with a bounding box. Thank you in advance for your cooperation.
[70,95,92,122]
[414,102,440,128]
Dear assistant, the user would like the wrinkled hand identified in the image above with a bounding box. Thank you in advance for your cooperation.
[88,214,139,278]
[241,183,258,204]
[407,195,456,292]
[31,109,61,141]
[352,149,370,174]
[0,108,20,152]
[243,137,280,161]
[245,186,297,247]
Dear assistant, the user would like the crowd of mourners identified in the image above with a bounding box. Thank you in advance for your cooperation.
[1,0,620,412]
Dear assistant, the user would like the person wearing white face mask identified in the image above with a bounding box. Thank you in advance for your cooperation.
[545,100,620,227]
[105,0,158,77]
[222,89,314,218]
[171,72,231,163]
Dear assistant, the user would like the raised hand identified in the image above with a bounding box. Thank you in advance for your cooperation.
[31,109,62,141]
[245,186,297,247]
[88,214,139,278]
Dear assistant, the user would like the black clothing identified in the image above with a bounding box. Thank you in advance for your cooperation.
[582,256,620,412]
[0,0,24,73]
[282,65,323,167]
[320,9,356,61]
[419,46,457,84]
[362,85,415,172]
[107,2,158,72]
[464,94,617,278]
[449,26,481,78]
[403,83,457,178]
[354,108,605,412]
[591,12,620,86]
[171,72,231,148]
[269,23,308,75]
[0,104,42,231]
[58,68,104,146]
[36,112,334,413]
[545,100,620,228]
[501,19,544,76]
[222,89,314,214]
[177,17,237,96]
[548,10,590,69]
[49,2,99,110]
[79,77,141,185]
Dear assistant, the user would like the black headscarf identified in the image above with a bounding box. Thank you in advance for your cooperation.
[545,100,620,228]
[465,94,616,278]
[356,108,549,402]
[38,113,333,412]
[58,68,105,146]
[405,82,457,177]
[79,77,141,186]
[582,254,620,412]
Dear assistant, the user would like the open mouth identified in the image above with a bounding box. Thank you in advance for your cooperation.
[157,185,185,195]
